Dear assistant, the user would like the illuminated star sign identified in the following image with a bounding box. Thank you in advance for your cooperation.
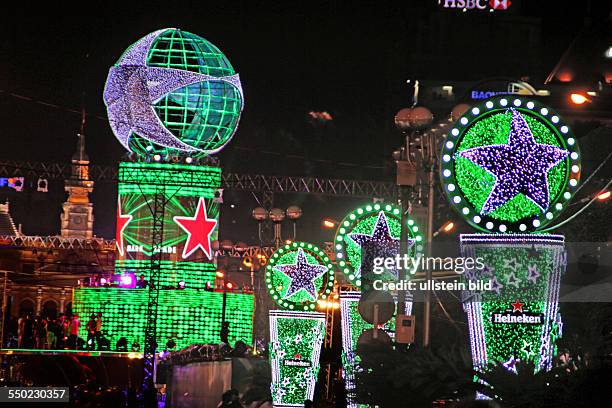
[457,109,568,215]
[349,211,413,279]
[103,28,243,154]
[274,248,328,301]
[173,197,217,259]
[116,198,133,257]
[511,299,524,312]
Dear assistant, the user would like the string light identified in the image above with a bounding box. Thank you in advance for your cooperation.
[73,288,253,350]
[334,204,423,287]
[103,28,244,159]
[441,96,581,232]
[269,311,326,406]
[266,243,334,311]
[460,234,565,372]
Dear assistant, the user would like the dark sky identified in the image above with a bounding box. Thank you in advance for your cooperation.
[1,1,611,240]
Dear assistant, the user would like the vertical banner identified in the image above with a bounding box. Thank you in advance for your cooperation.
[460,234,565,371]
[269,310,326,407]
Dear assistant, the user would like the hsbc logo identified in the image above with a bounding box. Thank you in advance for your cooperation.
[490,0,511,10]
[439,0,511,11]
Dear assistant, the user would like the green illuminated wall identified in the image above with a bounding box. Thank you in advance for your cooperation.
[117,162,221,266]
[73,288,253,349]
[114,260,216,289]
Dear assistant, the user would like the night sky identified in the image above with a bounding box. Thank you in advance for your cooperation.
[1,1,611,241]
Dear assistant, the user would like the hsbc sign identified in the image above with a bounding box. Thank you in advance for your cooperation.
[439,0,511,11]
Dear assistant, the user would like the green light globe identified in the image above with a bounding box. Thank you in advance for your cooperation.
[104,28,244,159]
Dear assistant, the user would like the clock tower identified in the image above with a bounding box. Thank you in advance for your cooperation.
[60,116,94,239]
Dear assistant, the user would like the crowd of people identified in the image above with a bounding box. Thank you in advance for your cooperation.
[5,312,105,351]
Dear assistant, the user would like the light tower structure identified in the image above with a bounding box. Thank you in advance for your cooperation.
[439,96,581,376]
[71,28,249,393]
[265,241,335,406]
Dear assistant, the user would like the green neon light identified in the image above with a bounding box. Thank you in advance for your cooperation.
[456,112,565,221]
[114,260,216,289]
[73,288,253,349]
[270,314,325,405]
[461,238,564,371]
[265,242,334,311]
[118,162,221,197]
[441,97,581,233]
[334,203,424,287]
[118,163,220,258]
[127,29,242,158]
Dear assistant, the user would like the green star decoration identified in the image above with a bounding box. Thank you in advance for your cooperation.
[334,203,423,287]
[266,242,335,310]
[441,96,581,233]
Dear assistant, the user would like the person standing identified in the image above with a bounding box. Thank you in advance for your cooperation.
[69,314,80,350]
[95,312,103,350]
[35,317,47,349]
[46,317,56,349]
[86,314,96,350]
[17,314,25,348]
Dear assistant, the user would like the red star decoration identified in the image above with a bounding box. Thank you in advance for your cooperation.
[174,197,217,259]
[294,354,301,359]
[511,299,524,313]
[116,198,133,257]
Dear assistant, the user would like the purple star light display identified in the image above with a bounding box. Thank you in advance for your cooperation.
[349,211,414,280]
[440,96,581,233]
[457,109,568,215]
[274,248,329,301]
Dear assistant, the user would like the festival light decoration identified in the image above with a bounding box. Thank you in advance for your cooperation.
[267,244,335,405]
[116,163,220,259]
[441,96,581,233]
[266,242,335,311]
[103,28,244,159]
[441,97,577,379]
[269,311,326,407]
[173,197,218,259]
[460,234,565,371]
[72,288,254,350]
[334,203,423,287]
[339,291,402,408]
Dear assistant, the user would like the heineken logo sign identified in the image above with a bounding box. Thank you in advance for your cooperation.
[491,300,543,325]
[283,358,311,367]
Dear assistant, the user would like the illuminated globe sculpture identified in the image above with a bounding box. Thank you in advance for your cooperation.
[103,28,244,158]
[73,28,252,394]
[440,96,581,377]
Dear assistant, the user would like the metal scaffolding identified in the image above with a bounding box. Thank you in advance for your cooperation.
[0,160,397,198]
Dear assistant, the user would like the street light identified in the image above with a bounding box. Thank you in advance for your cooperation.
[597,191,611,201]
[322,218,338,229]
[570,93,589,105]
[433,221,455,237]
[252,206,302,248]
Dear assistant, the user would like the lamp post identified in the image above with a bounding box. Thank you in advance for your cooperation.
[252,206,302,248]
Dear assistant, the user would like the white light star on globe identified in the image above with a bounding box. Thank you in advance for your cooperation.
[103,28,243,154]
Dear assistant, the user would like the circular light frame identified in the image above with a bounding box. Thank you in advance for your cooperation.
[334,203,424,287]
[265,242,334,311]
[440,96,581,233]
